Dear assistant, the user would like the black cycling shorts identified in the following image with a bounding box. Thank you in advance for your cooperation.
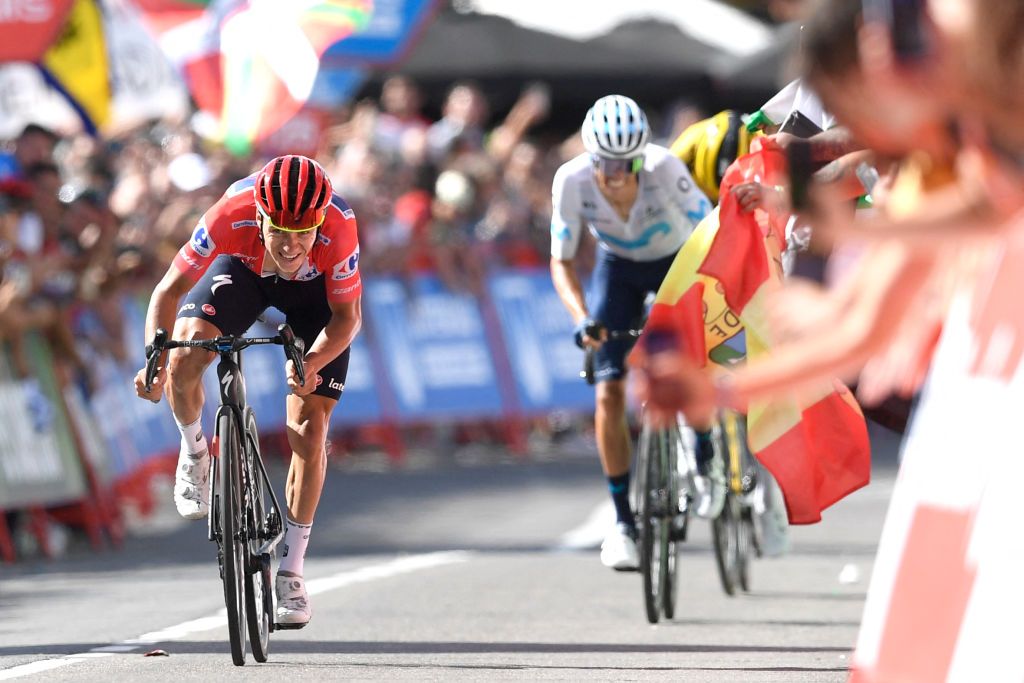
[176,254,350,401]
[588,249,677,383]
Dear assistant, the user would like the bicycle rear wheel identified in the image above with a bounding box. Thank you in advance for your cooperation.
[738,508,754,592]
[218,411,248,666]
[242,410,271,663]
[635,421,661,624]
[712,494,741,596]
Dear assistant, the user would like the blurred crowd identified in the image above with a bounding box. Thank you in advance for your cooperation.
[0,75,708,410]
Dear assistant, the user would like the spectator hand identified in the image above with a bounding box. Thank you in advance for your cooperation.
[573,318,605,350]
[631,345,717,429]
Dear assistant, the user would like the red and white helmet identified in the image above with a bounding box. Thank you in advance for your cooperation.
[254,155,333,231]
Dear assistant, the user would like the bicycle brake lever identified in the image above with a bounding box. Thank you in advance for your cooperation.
[144,328,168,392]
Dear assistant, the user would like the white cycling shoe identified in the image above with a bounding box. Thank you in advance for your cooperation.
[600,523,640,571]
[275,574,311,629]
[693,453,727,520]
[173,446,210,520]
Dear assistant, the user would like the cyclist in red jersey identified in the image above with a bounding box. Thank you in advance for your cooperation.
[133,155,362,629]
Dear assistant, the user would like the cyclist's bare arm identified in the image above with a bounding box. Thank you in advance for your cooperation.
[287,296,362,396]
[550,256,588,325]
[134,265,195,402]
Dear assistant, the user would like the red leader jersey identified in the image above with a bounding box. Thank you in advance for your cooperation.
[172,174,362,303]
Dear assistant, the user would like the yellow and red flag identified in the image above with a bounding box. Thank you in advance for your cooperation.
[645,138,870,524]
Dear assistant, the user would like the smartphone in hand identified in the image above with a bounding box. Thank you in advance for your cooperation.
[786,140,814,212]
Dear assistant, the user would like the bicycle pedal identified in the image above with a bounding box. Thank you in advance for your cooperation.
[274,621,309,630]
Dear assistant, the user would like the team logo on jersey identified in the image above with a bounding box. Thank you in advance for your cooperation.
[331,283,359,296]
[190,221,215,257]
[178,303,196,314]
[331,195,355,220]
[202,304,216,316]
[317,233,332,246]
[328,378,344,392]
[332,246,360,281]
[294,265,320,282]
[232,219,258,230]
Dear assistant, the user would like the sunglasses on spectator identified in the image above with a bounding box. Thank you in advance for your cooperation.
[591,155,643,176]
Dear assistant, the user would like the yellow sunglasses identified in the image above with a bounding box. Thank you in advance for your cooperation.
[257,206,325,234]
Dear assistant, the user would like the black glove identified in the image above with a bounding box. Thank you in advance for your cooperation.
[573,318,605,349]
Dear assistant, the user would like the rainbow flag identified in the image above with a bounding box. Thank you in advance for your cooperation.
[645,139,870,524]
[140,0,372,155]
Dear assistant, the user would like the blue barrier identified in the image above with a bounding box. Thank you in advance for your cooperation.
[362,276,506,420]
[487,268,596,414]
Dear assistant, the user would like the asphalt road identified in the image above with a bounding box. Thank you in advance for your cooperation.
[0,423,901,681]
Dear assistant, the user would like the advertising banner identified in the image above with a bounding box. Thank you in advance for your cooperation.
[488,268,595,413]
[363,276,505,420]
[0,335,87,509]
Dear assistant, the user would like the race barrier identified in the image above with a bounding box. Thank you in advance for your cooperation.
[0,267,598,561]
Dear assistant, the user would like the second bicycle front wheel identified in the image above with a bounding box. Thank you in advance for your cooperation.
[636,421,661,624]
[712,494,741,596]
[218,411,248,666]
[661,425,683,620]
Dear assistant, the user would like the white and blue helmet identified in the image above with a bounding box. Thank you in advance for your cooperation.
[581,94,650,159]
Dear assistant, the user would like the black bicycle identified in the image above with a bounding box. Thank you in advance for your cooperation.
[582,329,692,624]
[144,324,305,666]
[710,411,760,596]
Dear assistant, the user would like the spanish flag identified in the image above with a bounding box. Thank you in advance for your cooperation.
[646,138,870,524]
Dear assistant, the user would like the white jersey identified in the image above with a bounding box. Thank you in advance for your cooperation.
[550,144,711,262]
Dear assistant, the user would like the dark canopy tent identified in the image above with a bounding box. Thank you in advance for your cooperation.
[344,9,740,132]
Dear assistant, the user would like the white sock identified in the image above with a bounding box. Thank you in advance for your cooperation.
[278,518,312,576]
[175,416,208,458]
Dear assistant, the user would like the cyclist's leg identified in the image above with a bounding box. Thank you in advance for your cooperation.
[169,255,269,422]
[271,278,351,625]
[168,256,268,519]
[591,253,649,569]
[590,252,645,510]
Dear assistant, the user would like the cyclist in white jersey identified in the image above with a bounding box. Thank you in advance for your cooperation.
[550,95,722,571]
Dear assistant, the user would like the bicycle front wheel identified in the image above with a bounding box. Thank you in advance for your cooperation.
[218,411,248,666]
[635,421,660,623]
[661,425,683,620]
[242,409,271,663]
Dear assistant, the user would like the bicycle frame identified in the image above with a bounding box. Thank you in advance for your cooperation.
[204,350,284,558]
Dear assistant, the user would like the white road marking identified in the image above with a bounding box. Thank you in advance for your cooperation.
[0,551,469,680]
[556,500,615,550]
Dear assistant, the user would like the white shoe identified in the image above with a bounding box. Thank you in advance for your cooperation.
[173,446,210,520]
[600,523,639,571]
[275,574,311,628]
[688,456,729,520]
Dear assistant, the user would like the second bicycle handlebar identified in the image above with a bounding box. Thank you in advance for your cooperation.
[580,328,642,385]
[144,323,306,392]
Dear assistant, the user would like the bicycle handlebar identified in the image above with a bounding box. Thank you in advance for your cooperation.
[580,328,642,385]
[144,323,306,392]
